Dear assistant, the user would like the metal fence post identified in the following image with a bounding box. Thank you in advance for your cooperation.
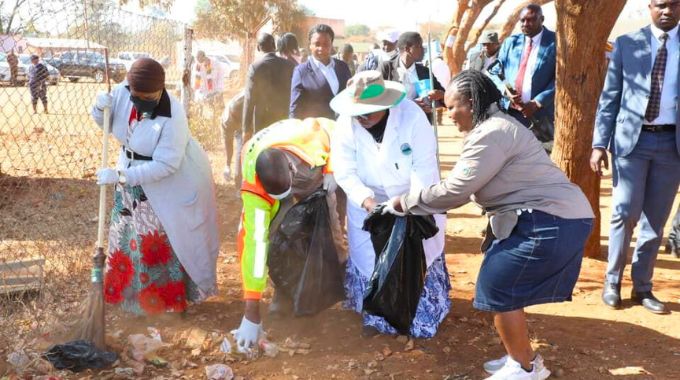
[181,27,193,117]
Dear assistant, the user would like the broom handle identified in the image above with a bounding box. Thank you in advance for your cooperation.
[97,48,112,251]
[96,107,110,250]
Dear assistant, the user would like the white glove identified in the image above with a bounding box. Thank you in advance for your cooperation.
[322,173,337,193]
[96,168,118,185]
[380,198,407,217]
[230,316,263,352]
[95,91,113,110]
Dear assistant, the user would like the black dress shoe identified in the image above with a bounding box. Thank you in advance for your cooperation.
[602,281,622,309]
[631,291,669,314]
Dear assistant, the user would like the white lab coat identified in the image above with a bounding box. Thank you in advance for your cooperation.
[91,82,219,295]
[332,99,446,278]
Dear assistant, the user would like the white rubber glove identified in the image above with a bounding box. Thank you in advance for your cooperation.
[95,91,113,110]
[96,168,118,185]
[230,316,263,352]
[322,173,337,193]
[380,198,407,217]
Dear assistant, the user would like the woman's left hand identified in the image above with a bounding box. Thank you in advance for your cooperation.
[381,196,406,216]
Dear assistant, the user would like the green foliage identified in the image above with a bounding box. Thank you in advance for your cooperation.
[345,24,370,37]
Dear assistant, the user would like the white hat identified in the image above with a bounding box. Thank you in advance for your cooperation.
[378,29,400,44]
[330,70,406,117]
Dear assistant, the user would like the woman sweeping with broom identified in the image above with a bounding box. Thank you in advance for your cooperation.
[91,58,219,315]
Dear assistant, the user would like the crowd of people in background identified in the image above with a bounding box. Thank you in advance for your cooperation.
[89,1,680,379]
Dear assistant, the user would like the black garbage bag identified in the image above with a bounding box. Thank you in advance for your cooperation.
[43,340,117,372]
[268,189,345,316]
[361,206,439,334]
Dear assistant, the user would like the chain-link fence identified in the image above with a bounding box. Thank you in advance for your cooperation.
[0,0,237,364]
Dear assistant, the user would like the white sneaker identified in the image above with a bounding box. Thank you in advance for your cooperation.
[223,166,231,182]
[484,355,551,380]
[484,354,509,374]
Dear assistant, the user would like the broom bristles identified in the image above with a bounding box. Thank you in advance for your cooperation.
[69,286,105,349]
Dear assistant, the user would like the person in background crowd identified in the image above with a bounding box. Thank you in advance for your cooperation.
[591,0,680,315]
[385,70,593,380]
[667,206,680,258]
[220,91,244,184]
[7,49,19,87]
[359,30,400,72]
[277,32,301,65]
[490,4,556,129]
[243,33,295,140]
[379,32,445,123]
[335,43,357,76]
[193,50,226,128]
[231,118,340,352]
[289,24,352,119]
[28,55,49,114]
[91,58,219,316]
[465,31,501,72]
[330,70,450,339]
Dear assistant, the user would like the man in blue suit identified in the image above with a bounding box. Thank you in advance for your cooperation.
[289,24,352,120]
[591,0,680,314]
[490,4,555,131]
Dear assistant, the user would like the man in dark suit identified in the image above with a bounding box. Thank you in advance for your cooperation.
[290,24,352,120]
[243,33,296,137]
[490,4,556,129]
[379,31,445,123]
[591,0,680,314]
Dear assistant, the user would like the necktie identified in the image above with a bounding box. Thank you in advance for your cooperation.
[645,33,668,122]
[514,37,534,99]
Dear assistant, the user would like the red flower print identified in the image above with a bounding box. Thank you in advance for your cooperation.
[140,231,172,267]
[140,272,150,284]
[160,281,187,312]
[107,249,133,289]
[139,284,166,314]
[129,238,137,252]
[104,273,124,304]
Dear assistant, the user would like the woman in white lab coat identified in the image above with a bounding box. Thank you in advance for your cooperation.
[330,71,449,338]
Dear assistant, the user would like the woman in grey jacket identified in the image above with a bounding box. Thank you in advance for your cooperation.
[92,58,219,316]
[385,70,594,380]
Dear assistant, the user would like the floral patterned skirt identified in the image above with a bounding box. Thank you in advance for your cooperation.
[343,254,452,338]
[104,183,201,315]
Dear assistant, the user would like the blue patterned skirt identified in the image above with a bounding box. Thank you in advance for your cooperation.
[343,254,452,338]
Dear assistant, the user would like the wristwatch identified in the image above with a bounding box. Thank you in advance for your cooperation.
[117,170,127,185]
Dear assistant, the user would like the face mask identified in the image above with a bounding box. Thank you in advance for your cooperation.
[268,186,292,200]
[130,95,159,118]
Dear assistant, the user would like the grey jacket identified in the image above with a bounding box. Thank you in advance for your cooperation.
[402,107,593,238]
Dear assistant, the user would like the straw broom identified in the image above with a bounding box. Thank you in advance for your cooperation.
[69,49,113,350]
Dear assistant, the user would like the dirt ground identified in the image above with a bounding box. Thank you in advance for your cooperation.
[1,87,679,379]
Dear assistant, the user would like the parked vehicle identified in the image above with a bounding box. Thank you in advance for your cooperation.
[0,52,28,85]
[48,50,126,83]
[17,55,60,85]
[117,51,152,71]
[208,54,239,82]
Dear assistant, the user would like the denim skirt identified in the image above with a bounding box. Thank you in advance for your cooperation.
[473,210,593,313]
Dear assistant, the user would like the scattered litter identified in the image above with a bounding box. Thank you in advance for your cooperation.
[6,350,30,371]
[184,327,208,349]
[114,367,134,377]
[128,334,168,362]
[259,340,279,358]
[205,363,234,380]
[220,338,232,354]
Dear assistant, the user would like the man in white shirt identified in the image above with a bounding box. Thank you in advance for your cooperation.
[591,0,680,315]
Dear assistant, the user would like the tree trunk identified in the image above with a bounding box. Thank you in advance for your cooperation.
[499,0,554,42]
[553,0,626,257]
[443,0,469,73]
[467,0,506,50]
